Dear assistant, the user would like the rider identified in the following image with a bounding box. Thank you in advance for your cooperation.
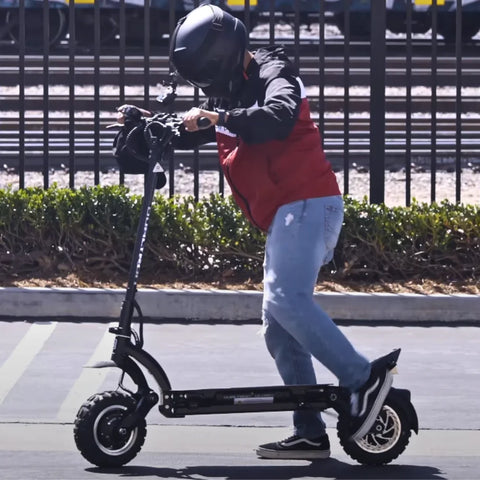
[167,4,397,460]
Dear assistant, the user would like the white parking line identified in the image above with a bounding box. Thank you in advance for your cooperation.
[0,321,57,406]
[56,323,116,423]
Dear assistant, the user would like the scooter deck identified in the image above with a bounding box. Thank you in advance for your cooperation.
[159,383,349,417]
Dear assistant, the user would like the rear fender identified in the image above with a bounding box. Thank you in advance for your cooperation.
[388,387,419,434]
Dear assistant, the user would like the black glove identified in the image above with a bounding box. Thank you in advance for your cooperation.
[113,119,150,174]
[112,111,168,189]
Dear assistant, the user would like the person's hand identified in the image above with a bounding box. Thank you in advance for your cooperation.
[183,107,218,131]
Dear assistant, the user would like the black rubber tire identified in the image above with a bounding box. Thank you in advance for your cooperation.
[5,8,67,49]
[74,11,119,47]
[333,12,371,39]
[437,13,480,44]
[337,391,412,465]
[74,390,147,467]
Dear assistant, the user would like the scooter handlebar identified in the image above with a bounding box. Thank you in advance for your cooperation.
[197,117,212,129]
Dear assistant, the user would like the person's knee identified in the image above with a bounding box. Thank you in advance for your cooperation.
[262,309,280,357]
[262,308,299,363]
[265,290,313,325]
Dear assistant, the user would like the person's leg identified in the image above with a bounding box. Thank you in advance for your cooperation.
[257,196,369,459]
[259,196,398,450]
[257,310,331,459]
[262,309,326,438]
[262,196,370,392]
[258,196,396,458]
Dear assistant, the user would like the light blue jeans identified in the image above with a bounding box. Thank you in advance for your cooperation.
[262,196,370,438]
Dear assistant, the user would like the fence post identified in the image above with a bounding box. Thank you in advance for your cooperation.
[369,0,386,204]
[19,0,26,189]
[42,0,50,189]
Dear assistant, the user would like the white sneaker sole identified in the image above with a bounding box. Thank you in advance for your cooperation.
[350,369,394,441]
[256,447,331,460]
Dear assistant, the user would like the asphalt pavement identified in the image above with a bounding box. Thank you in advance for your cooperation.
[1,424,479,480]
[1,318,480,479]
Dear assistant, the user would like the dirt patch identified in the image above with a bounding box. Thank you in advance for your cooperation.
[4,272,479,296]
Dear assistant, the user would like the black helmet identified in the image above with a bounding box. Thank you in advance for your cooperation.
[170,4,247,99]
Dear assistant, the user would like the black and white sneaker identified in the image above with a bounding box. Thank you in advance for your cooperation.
[256,434,330,460]
[349,349,401,441]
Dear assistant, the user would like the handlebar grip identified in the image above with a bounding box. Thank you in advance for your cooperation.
[197,117,212,129]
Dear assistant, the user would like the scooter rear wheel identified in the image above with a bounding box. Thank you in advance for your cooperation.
[337,390,412,465]
[74,390,147,467]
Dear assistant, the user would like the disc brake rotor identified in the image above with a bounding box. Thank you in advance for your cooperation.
[93,405,138,456]
[356,405,402,453]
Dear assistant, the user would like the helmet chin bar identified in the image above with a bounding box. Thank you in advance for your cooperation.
[202,82,230,100]
[201,67,245,103]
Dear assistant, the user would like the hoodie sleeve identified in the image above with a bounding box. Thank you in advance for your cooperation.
[224,67,302,145]
[173,125,216,150]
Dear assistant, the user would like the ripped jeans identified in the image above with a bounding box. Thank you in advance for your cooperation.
[262,196,370,438]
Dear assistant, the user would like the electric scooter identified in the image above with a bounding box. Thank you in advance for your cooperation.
[73,78,418,468]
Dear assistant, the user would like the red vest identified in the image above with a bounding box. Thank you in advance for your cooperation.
[216,96,340,232]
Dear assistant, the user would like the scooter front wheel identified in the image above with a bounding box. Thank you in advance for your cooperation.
[74,390,147,467]
[337,390,412,465]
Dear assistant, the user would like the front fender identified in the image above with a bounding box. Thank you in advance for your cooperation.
[87,342,172,395]
[113,341,172,393]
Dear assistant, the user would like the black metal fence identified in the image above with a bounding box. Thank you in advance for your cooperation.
[0,0,478,205]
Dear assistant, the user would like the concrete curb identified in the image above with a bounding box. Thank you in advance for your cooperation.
[1,286,479,323]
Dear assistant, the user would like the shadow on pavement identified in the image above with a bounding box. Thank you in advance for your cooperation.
[88,459,446,479]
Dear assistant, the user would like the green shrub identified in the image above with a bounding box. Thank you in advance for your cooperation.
[340,197,480,282]
[0,185,479,284]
